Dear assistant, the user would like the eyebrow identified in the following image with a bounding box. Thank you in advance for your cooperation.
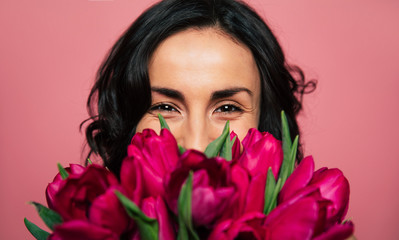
[151,87,185,101]
[151,87,252,102]
[211,87,253,101]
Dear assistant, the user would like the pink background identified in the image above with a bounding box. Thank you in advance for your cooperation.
[1,0,398,239]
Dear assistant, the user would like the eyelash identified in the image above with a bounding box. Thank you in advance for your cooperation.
[150,104,179,113]
[149,103,243,114]
[214,104,243,114]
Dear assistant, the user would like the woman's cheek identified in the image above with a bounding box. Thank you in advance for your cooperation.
[135,114,162,134]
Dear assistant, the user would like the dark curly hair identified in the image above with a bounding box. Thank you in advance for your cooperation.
[81,0,316,176]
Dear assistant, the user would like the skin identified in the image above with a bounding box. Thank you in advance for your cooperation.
[136,28,261,151]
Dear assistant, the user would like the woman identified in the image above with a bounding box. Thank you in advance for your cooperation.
[82,0,315,176]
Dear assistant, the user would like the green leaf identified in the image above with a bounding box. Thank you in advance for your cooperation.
[220,135,236,161]
[177,171,199,240]
[57,163,69,180]
[279,111,294,183]
[30,202,63,231]
[288,135,299,175]
[204,121,230,158]
[264,111,299,216]
[343,218,352,224]
[158,113,170,131]
[281,110,292,150]
[269,178,283,214]
[24,218,50,240]
[263,168,276,215]
[114,191,159,240]
[178,145,186,155]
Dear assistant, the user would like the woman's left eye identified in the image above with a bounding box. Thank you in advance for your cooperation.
[149,104,179,112]
[214,104,243,113]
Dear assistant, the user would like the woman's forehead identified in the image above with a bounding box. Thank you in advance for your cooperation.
[148,28,260,92]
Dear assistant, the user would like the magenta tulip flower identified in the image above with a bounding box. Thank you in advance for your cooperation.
[164,150,236,227]
[238,129,283,179]
[89,187,130,236]
[120,128,179,202]
[309,167,350,225]
[279,156,315,203]
[141,196,176,240]
[313,221,354,240]
[46,164,85,210]
[208,212,266,240]
[276,155,352,239]
[49,220,119,240]
[230,131,241,160]
[264,196,321,240]
[229,164,250,218]
[47,164,119,221]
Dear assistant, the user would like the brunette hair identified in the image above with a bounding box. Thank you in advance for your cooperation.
[81,0,316,175]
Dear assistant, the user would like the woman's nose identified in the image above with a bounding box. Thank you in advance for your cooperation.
[177,117,213,152]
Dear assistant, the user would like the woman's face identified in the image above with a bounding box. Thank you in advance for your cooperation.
[136,28,261,151]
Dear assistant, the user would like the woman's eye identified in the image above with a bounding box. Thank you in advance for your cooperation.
[214,104,243,113]
[150,104,178,112]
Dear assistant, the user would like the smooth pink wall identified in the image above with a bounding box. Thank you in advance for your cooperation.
[1,0,398,239]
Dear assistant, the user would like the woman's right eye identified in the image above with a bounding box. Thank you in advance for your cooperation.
[149,104,179,113]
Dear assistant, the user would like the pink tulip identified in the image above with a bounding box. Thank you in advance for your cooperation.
[276,155,352,239]
[164,150,236,227]
[313,221,354,240]
[238,129,283,179]
[279,156,315,203]
[46,164,85,209]
[230,131,241,160]
[208,212,266,240]
[130,128,179,172]
[223,164,266,219]
[49,220,118,240]
[141,196,176,240]
[242,173,267,214]
[264,196,321,240]
[121,129,179,202]
[119,152,144,205]
[47,164,119,221]
[89,187,130,236]
[309,167,350,225]
[229,164,250,218]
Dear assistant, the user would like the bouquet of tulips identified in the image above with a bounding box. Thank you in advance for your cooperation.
[25,112,354,240]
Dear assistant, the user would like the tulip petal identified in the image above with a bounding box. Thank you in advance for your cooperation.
[51,165,119,221]
[265,197,319,240]
[244,173,266,214]
[191,186,234,226]
[230,165,250,218]
[241,128,264,149]
[279,156,315,203]
[155,197,176,240]
[310,168,350,224]
[120,156,143,205]
[141,196,175,240]
[230,131,241,160]
[49,220,118,240]
[239,132,283,178]
[114,191,159,240]
[89,188,129,235]
[46,164,85,209]
[313,221,354,240]
[208,219,233,240]
[210,212,266,240]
